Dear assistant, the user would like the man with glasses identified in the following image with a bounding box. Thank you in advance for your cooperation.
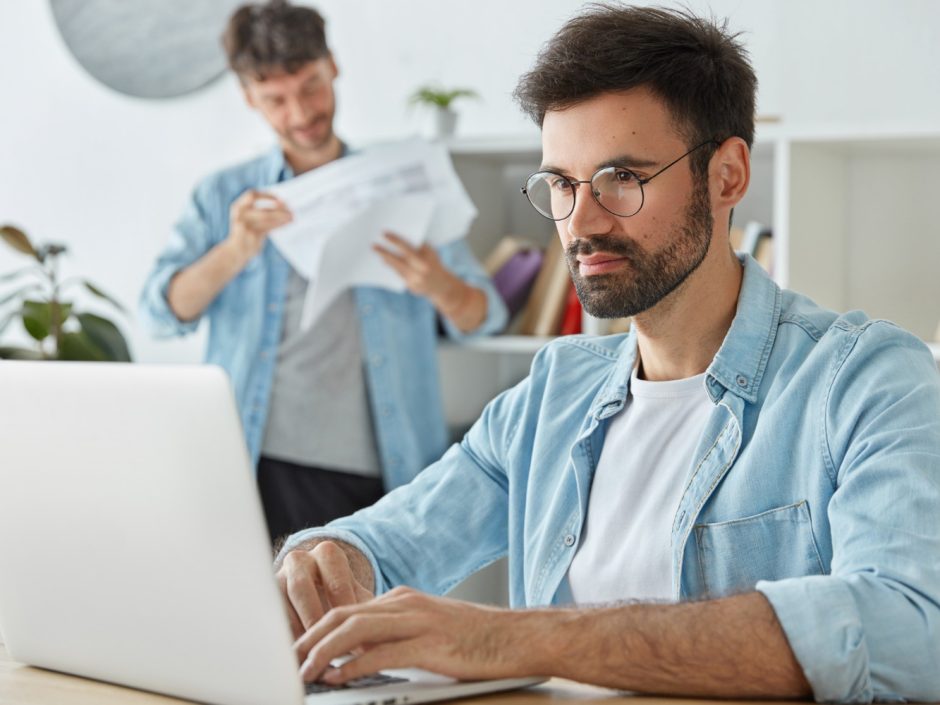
[272,6,940,702]
[140,0,507,545]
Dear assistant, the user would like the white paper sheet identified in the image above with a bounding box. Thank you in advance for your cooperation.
[266,138,477,329]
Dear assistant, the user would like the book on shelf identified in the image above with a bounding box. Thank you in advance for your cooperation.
[517,236,571,336]
[558,282,582,336]
[487,237,544,318]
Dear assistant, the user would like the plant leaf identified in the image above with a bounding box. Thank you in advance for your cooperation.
[19,299,71,342]
[83,281,127,314]
[0,225,39,259]
[76,312,132,361]
[22,299,51,341]
[58,330,107,361]
[0,345,43,360]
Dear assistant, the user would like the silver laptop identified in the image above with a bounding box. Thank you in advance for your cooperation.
[0,362,543,705]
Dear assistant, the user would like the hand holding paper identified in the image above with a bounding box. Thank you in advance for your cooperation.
[265,138,477,330]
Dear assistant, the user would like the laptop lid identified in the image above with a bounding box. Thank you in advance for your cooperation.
[0,362,304,705]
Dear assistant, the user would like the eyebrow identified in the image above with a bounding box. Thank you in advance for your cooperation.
[540,153,661,174]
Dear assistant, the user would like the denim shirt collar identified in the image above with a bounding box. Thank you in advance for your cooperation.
[706,255,782,404]
[589,254,781,418]
[263,141,351,184]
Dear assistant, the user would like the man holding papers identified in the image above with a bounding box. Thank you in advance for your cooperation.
[139,0,506,544]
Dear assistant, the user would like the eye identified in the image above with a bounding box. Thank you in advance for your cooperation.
[613,168,639,184]
[549,176,573,192]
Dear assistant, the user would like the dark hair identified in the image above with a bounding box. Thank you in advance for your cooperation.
[222,0,329,81]
[513,4,756,176]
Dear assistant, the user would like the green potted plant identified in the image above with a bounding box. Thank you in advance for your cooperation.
[408,85,479,138]
[0,224,132,361]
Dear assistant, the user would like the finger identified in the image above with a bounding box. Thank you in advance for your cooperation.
[382,231,418,254]
[281,552,329,632]
[320,640,424,684]
[373,245,411,278]
[381,234,432,274]
[252,193,289,211]
[311,542,359,609]
[277,571,306,640]
[300,614,424,682]
[244,209,292,230]
[353,582,373,603]
[294,595,415,666]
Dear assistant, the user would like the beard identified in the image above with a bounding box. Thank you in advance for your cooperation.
[284,111,335,152]
[565,176,714,319]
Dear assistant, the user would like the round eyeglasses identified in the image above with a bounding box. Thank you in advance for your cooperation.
[520,140,718,221]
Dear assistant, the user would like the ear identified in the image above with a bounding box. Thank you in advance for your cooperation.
[710,136,750,211]
[327,52,339,80]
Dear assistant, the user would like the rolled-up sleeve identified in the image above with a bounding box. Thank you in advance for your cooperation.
[138,179,221,338]
[435,238,508,341]
[758,322,940,703]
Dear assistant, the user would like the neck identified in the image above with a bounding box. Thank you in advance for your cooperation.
[283,135,342,175]
[633,244,743,382]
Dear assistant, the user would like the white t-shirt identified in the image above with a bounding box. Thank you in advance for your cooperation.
[568,365,713,604]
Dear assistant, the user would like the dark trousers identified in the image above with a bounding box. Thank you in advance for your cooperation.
[257,455,384,547]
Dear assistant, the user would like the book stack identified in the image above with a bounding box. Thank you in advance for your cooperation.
[485,235,630,337]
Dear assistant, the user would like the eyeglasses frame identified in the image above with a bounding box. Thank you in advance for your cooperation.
[520,139,720,221]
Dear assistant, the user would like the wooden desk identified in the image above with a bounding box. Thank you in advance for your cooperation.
[0,639,794,705]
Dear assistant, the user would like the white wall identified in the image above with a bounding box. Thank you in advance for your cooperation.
[1,0,938,362]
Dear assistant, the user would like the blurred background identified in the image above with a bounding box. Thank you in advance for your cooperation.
[2,0,940,365]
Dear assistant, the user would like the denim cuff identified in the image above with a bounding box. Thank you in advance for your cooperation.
[757,575,873,703]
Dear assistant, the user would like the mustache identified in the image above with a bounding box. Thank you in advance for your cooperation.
[565,235,641,260]
[290,116,325,131]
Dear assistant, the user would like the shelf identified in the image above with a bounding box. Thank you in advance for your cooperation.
[440,335,553,355]
[445,134,541,158]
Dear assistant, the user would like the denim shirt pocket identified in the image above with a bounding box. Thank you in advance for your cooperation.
[693,500,825,598]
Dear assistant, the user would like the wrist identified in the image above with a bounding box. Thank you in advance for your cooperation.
[509,608,579,677]
[430,275,468,317]
[219,236,255,273]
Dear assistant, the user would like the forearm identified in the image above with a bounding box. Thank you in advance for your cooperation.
[166,240,248,322]
[522,592,810,698]
[432,279,487,333]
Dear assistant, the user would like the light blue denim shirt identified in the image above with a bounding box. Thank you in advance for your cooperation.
[139,145,508,490]
[284,256,940,703]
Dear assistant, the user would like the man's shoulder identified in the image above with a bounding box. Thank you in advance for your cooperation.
[528,333,628,382]
[775,288,935,379]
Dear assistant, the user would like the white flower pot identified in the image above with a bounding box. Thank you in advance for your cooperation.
[434,107,458,138]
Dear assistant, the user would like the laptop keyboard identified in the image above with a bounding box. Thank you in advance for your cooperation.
[305,673,410,695]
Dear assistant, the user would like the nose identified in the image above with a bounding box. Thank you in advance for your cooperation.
[287,96,311,125]
[565,182,613,242]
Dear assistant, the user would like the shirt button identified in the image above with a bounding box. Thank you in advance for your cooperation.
[371,355,384,367]
[381,405,392,418]
[563,534,575,547]
[260,350,270,360]
[361,305,374,315]
[736,375,748,387]
[268,303,278,313]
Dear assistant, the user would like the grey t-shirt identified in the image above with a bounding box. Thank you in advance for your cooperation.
[261,268,381,477]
